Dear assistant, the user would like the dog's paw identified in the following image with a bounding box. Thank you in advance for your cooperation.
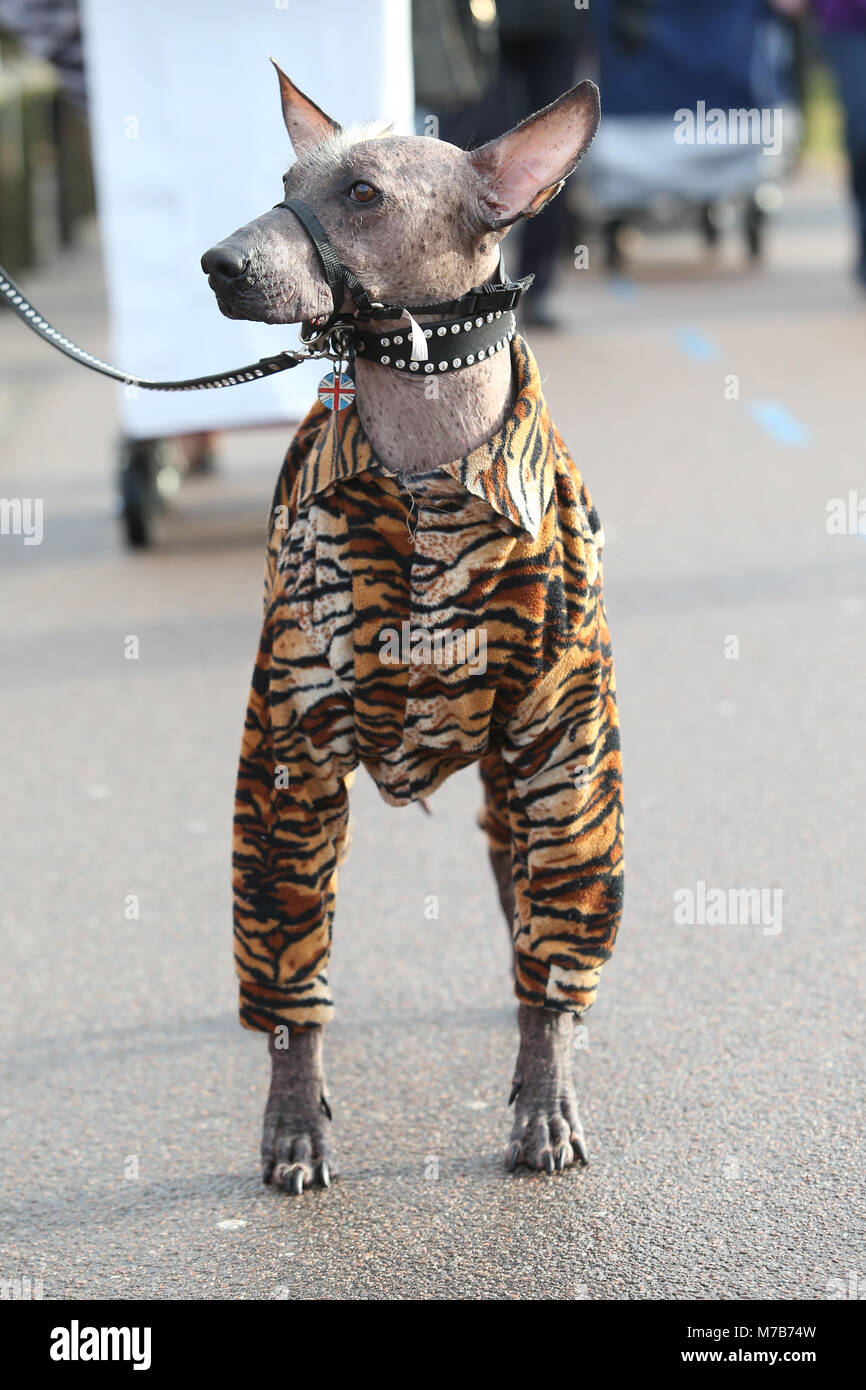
[261,1097,336,1195]
[506,1088,588,1174]
[505,1006,588,1175]
[261,1029,336,1195]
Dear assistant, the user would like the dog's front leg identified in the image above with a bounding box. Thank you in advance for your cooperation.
[261,1028,335,1194]
[507,1004,588,1173]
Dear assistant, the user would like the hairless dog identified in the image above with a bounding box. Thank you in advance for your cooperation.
[202,64,624,1193]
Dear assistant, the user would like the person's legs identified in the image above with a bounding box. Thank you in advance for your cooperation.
[437,33,581,316]
[822,28,866,282]
[509,37,579,309]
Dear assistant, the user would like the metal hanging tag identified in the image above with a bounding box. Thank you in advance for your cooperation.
[317,361,356,411]
[317,336,356,410]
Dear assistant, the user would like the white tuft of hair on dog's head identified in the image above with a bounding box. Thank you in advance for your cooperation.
[300,122,394,178]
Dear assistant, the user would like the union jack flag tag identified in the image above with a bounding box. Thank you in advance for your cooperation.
[317,368,355,411]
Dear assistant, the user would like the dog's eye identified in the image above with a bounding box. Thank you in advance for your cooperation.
[348,180,379,204]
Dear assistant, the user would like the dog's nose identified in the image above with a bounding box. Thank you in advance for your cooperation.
[201,244,250,281]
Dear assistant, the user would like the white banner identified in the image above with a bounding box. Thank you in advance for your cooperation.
[80,0,413,437]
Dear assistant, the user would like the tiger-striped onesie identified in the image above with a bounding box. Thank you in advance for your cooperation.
[233,336,624,1032]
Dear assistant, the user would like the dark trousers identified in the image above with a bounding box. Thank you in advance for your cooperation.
[822,27,866,271]
[439,37,579,297]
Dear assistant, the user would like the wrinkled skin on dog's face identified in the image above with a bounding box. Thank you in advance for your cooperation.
[201,62,599,325]
[203,134,500,324]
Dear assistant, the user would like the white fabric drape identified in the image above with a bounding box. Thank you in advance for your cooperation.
[80,0,413,437]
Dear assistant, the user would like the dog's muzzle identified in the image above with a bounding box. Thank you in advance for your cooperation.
[203,196,534,374]
[200,244,255,310]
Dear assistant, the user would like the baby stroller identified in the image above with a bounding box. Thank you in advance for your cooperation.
[581,0,805,266]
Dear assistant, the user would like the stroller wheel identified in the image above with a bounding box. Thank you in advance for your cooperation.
[118,437,162,548]
[744,198,765,261]
[700,203,721,247]
[604,217,626,271]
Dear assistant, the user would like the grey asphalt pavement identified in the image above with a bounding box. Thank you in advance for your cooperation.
[1,164,864,1300]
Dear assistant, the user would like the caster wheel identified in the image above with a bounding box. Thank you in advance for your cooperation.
[604,217,625,272]
[700,203,721,247]
[118,437,163,548]
[745,198,765,261]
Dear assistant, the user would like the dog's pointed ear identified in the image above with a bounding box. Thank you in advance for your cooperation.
[270,58,341,154]
[469,80,600,229]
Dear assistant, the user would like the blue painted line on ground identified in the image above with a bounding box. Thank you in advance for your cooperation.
[673,327,720,363]
[603,294,815,452]
[745,400,813,447]
[607,275,640,300]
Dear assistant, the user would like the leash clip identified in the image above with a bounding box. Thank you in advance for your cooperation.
[316,326,356,412]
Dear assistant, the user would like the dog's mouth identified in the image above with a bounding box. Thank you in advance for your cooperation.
[205,267,335,327]
[207,276,301,326]
[208,278,251,319]
[201,232,336,326]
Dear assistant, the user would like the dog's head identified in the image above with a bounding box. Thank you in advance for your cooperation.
[201,61,599,324]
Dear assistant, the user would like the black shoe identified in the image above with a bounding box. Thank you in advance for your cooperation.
[520,300,563,332]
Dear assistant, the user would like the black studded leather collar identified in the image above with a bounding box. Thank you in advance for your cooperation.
[353,307,517,375]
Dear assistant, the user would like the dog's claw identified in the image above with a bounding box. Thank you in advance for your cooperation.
[506,1141,521,1172]
[574,1134,589,1167]
[262,1030,335,1196]
[543,1152,555,1174]
[289,1167,305,1196]
[508,1082,521,1106]
[556,1149,567,1171]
